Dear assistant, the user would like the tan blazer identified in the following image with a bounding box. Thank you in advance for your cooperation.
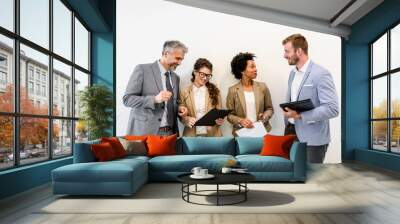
[179,84,223,137]
[226,81,274,136]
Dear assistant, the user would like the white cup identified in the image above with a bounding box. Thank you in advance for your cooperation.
[191,167,202,176]
[200,169,208,176]
[221,167,232,174]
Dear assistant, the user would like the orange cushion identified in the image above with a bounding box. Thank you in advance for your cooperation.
[146,134,177,157]
[124,135,148,142]
[101,137,127,158]
[259,134,297,159]
[91,142,117,161]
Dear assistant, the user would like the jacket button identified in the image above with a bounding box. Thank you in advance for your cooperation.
[158,118,161,121]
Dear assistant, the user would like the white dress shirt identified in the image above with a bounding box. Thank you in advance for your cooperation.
[244,91,257,122]
[289,59,310,124]
[157,60,173,127]
[192,85,207,135]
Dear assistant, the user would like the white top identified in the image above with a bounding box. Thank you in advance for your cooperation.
[244,91,257,122]
[289,59,310,124]
[192,85,207,135]
[157,60,173,127]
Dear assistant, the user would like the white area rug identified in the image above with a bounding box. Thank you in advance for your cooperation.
[38,183,361,214]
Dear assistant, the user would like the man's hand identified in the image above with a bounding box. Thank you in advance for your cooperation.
[215,118,224,126]
[178,106,188,117]
[183,116,196,128]
[155,90,172,103]
[239,118,254,128]
[283,107,302,120]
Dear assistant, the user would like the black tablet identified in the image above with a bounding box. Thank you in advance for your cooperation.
[194,109,233,126]
[279,99,315,112]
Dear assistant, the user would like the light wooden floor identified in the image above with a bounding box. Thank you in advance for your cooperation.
[1,162,400,224]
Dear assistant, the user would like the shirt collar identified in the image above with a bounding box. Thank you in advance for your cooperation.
[157,60,168,75]
[293,59,311,73]
[192,84,206,92]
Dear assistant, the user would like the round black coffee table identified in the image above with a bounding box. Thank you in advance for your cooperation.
[177,173,255,206]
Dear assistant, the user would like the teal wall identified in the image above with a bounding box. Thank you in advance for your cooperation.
[344,0,400,171]
[0,0,116,200]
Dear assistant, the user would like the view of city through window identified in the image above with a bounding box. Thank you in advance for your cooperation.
[0,0,90,170]
[371,23,400,153]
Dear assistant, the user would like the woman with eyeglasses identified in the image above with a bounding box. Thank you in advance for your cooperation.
[226,52,274,136]
[179,58,224,137]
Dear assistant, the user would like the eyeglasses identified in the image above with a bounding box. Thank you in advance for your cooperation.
[198,71,213,79]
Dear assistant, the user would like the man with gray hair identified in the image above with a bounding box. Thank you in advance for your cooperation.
[123,40,188,136]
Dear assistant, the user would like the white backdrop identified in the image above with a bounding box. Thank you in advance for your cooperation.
[116,0,342,163]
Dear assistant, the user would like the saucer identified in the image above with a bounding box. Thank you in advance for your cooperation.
[190,174,215,179]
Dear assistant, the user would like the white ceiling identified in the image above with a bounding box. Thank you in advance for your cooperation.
[166,0,384,38]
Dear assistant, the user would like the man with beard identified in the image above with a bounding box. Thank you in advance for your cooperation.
[282,34,339,163]
[123,40,188,136]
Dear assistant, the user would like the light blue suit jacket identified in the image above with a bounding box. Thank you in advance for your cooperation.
[285,61,339,146]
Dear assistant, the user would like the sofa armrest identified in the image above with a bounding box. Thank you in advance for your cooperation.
[289,141,307,181]
[73,140,100,163]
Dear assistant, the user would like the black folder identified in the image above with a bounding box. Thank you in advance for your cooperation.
[194,109,233,126]
[279,99,315,112]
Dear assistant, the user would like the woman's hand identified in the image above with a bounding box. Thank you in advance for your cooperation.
[178,106,188,117]
[215,118,224,126]
[183,116,196,128]
[258,113,270,123]
[239,118,254,128]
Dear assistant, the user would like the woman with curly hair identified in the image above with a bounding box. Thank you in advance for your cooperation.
[179,58,224,136]
[226,52,274,136]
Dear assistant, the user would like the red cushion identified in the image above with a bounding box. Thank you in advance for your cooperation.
[146,134,177,157]
[259,134,297,159]
[101,137,127,158]
[91,142,117,161]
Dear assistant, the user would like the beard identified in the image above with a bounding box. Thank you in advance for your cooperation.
[169,63,178,71]
[288,56,299,65]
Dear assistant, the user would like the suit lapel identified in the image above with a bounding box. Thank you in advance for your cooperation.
[287,71,295,102]
[188,85,197,116]
[253,82,261,115]
[236,83,247,116]
[296,61,313,101]
[151,61,163,92]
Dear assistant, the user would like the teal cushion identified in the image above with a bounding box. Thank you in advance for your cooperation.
[236,137,263,155]
[73,139,101,163]
[149,154,235,172]
[236,155,293,172]
[52,159,147,183]
[177,137,235,155]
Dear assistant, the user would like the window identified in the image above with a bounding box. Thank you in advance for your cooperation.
[371,23,400,154]
[0,0,91,170]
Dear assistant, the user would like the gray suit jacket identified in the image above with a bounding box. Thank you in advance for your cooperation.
[123,61,180,135]
[285,61,339,146]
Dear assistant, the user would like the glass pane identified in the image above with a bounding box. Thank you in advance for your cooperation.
[391,120,400,153]
[20,44,49,115]
[372,121,388,151]
[53,119,72,157]
[53,59,72,117]
[20,117,49,165]
[391,72,400,118]
[0,34,14,112]
[0,0,14,31]
[53,0,72,60]
[0,116,14,170]
[372,77,387,119]
[20,0,49,49]
[391,24,400,70]
[372,33,387,76]
[75,120,88,143]
[74,17,89,69]
[74,69,89,118]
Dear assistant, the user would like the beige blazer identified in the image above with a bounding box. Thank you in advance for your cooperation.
[179,84,223,137]
[226,81,274,136]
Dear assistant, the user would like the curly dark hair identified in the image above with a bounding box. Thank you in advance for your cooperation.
[191,58,220,107]
[230,52,256,80]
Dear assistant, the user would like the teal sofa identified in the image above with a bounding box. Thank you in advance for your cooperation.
[52,137,306,196]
